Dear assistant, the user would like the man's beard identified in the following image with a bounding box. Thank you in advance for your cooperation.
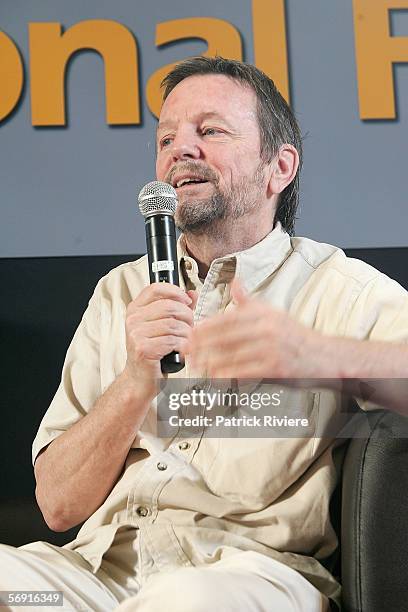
[174,164,266,235]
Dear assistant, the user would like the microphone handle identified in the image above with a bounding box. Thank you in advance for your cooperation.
[145,214,184,374]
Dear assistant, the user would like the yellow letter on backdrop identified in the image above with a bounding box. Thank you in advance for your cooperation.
[146,18,242,118]
[353,0,408,119]
[252,0,290,103]
[29,20,140,126]
[0,32,24,123]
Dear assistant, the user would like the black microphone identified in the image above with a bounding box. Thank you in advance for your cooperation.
[138,180,184,374]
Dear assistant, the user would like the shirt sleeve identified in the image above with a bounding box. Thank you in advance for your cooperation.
[345,272,408,343]
[344,272,408,411]
[32,279,103,465]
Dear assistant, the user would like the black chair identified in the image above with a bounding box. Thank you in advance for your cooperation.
[1,249,407,611]
[341,409,408,612]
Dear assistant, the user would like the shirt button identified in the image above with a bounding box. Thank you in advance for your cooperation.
[178,441,191,451]
[185,261,192,270]
[157,461,168,471]
[136,506,149,517]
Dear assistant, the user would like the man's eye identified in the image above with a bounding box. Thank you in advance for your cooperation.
[160,137,173,148]
[202,127,221,136]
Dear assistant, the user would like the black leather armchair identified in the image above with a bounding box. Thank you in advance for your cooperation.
[341,408,408,612]
[1,250,407,612]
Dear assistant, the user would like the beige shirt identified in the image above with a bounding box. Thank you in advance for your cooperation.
[32,223,408,606]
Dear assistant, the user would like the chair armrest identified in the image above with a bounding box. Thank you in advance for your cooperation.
[341,409,408,612]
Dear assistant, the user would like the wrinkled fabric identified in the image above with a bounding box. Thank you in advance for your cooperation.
[32,223,408,609]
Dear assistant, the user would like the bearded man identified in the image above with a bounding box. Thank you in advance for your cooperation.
[0,57,407,612]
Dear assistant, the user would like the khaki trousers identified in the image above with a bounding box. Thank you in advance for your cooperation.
[0,536,329,612]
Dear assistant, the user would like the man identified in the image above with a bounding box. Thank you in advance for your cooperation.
[1,56,407,611]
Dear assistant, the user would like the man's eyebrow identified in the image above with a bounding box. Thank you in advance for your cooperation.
[157,119,176,133]
[157,112,233,134]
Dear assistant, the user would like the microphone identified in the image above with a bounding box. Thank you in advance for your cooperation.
[138,180,184,374]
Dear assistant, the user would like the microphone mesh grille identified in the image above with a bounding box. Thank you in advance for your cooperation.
[138,181,178,217]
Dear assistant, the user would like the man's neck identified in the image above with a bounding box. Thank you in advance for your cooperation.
[183,215,275,278]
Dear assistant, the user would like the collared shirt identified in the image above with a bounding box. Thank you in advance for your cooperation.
[32,223,408,607]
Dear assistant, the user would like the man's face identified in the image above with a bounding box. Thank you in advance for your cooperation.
[155,74,269,233]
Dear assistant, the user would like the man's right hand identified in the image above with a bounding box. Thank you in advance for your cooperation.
[34,282,197,532]
[123,282,197,387]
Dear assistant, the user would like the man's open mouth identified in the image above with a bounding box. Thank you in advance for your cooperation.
[174,177,209,188]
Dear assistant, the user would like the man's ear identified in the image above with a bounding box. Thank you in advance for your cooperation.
[266,145,299,198]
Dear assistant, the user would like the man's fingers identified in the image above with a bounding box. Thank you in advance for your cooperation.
[136,335,189,361]
[189,322,256,354]
[183,305,258,356]
[132,282,192,308]
[190,336,265,372]
[190,305,261,346]
[231,278,249,306]
[186,289,199,311]
[128,299,194,326]
[130,318,193,340]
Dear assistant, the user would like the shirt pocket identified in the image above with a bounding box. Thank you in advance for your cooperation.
[191,389,320,509]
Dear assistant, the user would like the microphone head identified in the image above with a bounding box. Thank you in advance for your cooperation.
[138,181,178,217]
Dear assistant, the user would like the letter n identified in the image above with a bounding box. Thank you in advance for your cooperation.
[29,20,140,126]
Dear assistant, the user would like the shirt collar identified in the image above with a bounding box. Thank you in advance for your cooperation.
[177,222,292,294]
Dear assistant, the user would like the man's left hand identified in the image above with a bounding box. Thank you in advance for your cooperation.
[184,279,333,380]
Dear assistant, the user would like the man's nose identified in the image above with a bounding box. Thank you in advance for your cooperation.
[170,129,201,161]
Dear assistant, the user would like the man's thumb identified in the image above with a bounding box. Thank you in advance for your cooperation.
[231,277,248,306]
[186,289,198,311]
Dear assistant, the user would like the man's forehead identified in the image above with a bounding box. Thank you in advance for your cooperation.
[157,111,234,132]
[158,76,258,130]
